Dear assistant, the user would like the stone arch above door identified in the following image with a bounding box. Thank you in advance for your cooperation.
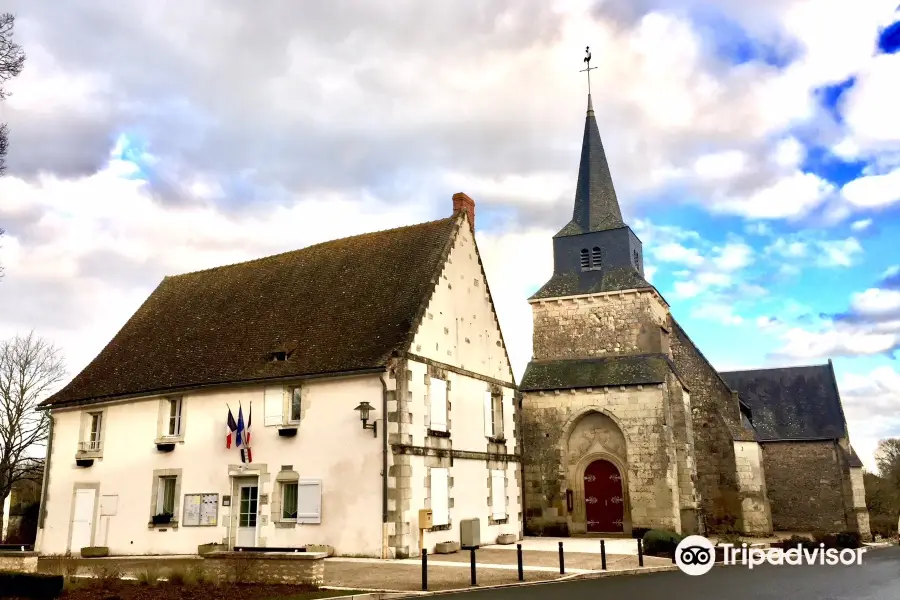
[563,410,627,468]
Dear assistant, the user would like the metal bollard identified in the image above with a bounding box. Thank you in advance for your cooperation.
[600,539,607,570]
[559,541,565,574]
[517,543,524,581]
[637,537,644,567]
[470,547,477,586]
[422,549,428,591]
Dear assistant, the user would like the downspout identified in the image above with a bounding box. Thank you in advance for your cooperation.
[380,372,389,559]
[36,412,55,550]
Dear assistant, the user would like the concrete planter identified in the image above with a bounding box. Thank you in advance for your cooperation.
[304,544,334,557]
[80,546,110,558]
[434,541,460,554]
[496,533,517,545]
[198,543,228,555]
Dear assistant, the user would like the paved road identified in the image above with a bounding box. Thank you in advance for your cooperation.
[448,546,900,600]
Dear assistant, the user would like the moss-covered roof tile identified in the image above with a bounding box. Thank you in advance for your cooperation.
[520,354,675,391]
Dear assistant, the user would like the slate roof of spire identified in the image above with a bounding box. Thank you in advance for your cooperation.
[41,215,464,407]
[720,363,851,442]
[555,94,624,237]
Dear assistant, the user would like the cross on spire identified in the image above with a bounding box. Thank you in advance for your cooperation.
[580,46,597,95]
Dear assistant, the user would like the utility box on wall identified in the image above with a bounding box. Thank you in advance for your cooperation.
[460,518,481,548]
[418,508,433,530]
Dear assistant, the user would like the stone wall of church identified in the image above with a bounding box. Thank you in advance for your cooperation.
[522,383,686,535]
[849,468,872,541]
[530,290,670,361]
[668,322,744,533]
[733,441,773,535]
[760,441,848,532]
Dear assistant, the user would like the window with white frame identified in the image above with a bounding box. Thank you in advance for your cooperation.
[156,476,177,515]
[483,391,503,439]
[165,397,183,436]
[429,378,448,432]
[281,482,298,519]
[81,412,103,452]
[430,468,450,526]
[490,469,507,520]
[288,386,302,422]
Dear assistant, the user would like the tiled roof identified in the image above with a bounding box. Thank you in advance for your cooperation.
[42,216,461,407]
[520,354,681,392]
[720,363,849,441]
[529,266,654,300]
[554,95,624,237]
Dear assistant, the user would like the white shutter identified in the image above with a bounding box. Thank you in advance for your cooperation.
[296,480,322,524]
[491,469,506,520]
[430,379,448,432]
[430,468,449,526]
[264,386,284,426]
[483,392,494,437]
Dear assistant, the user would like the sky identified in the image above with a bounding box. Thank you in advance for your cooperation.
[0,0,899,472]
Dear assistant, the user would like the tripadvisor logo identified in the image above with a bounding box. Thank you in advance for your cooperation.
[674,535,866,576]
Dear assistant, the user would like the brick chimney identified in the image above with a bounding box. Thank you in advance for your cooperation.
[452,192,475,232]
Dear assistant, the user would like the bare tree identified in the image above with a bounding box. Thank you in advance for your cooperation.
[0,332,65,531]
[1,13,27,176]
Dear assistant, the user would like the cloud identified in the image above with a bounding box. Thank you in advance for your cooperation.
[842,166,900,209]
[850,218,873,231]
[839,365,900,471]
[763,233,863,268]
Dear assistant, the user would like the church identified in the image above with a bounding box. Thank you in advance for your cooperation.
[519,94,871,539]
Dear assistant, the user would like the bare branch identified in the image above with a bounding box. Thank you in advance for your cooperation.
[0,13,27,176]
[0,332,65,518]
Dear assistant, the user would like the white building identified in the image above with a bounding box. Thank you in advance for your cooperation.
[36,194,521,558]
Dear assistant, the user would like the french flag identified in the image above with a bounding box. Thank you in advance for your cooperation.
[226,407,238,449]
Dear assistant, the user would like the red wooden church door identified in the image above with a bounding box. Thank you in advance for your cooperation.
[584,459,624,532]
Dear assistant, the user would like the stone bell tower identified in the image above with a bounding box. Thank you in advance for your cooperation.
[519,93,701,537]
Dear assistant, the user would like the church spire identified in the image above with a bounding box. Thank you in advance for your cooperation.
[555,93,624,237]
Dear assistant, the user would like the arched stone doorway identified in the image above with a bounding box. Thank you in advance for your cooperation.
[584,459,624,533]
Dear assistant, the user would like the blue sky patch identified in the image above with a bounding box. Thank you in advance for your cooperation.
[801,145,866,186]
[689,9,797,68]
[878,19,900,54]
[813,77,857,124]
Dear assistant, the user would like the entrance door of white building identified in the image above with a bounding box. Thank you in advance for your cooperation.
[70,488,96,553]
[236,482,259,547]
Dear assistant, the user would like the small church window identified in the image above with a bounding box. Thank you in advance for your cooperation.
[580,249,590,270]
[591,247,602,268]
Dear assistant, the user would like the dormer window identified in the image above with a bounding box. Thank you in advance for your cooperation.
[270,351,289,362]
[580,249,590,270]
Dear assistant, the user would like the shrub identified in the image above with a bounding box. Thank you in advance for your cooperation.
[835,531,862,549]
[94,564,121,585]
[166,568,187,585]
[631,527,651,540]
[642,529,685,557]
[716,532,744,546]
[0,571,64,599]
[776,535,816,550]
[137,567,161,586]
[812,530,838,548]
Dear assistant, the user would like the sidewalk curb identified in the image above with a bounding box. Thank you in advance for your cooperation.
[349,565,681,598]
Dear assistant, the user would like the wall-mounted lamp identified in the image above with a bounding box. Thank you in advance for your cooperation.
[354,401,378,437]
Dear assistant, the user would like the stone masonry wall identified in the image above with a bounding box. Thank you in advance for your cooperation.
[669,322,744,533]
[761,442,847,532]
[531,290,669,361]
[523,384,683,534]
[849,468,872,540]
[664,374,701,534]
[201,552,325,586]
[0,551,38,573]
[733,441,773,535]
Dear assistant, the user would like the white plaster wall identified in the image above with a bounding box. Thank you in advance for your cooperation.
[733,441,772,535]
[409,219,514,385]
[38,375,385,556]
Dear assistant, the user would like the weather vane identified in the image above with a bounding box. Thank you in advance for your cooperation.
[580,46,596,95]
